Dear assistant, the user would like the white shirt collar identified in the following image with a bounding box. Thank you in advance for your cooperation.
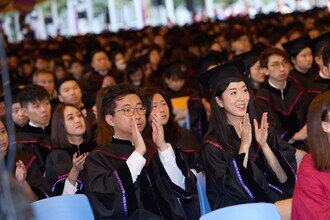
[29,121,48,129]
[268,79,287,90]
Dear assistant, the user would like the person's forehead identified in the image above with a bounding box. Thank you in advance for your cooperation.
[37,73,53,80]
[269,54,285,61]
[61,80,79,89]
[116,94,141,106]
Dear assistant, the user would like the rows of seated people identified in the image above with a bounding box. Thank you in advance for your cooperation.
[0,7,330,219]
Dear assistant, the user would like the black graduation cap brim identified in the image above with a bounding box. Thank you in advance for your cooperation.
[307,31,330,53]
[233,49,261,67]
[194,58,246,91]
[282,35,311,57]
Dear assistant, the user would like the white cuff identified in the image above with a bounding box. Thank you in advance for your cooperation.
[126,151,146,183]
[62,178,78,195]
[158,144,175,164]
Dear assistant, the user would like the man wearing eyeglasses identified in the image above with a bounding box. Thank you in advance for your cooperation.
[83,84,197,219]
[254,48,314,152]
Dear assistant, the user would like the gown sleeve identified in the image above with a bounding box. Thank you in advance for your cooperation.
[201,143,275,210]
[83,151,140,219]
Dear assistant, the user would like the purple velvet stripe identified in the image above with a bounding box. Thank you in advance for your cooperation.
[280,131,288,139]
[52,176,67,192]
[113,170,128,217]
[232,159,255,202]
[52,177,84,192]
[268,183,284,195]
[278,151,297,181]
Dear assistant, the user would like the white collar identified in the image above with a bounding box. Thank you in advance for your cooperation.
[268,79,287,90]
[29,121,48,129]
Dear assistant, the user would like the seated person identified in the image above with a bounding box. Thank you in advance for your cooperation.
[255,48,314,151]
[16,84,53,172]
[197,59,296,214]
[0,117,51,200]
[292,91,330,219]
[84,84,198,219]
[45,103,96,196]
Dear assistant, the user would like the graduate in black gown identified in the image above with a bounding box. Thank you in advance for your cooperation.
[321,44,330,91]
[0,117,51,200]
[141,87,201,172]
[255,48,314,151]
[305,32,330,93]
[15,84,53,172]
[282,35,318,88]
[45,104,96,196]
[196,59,296,212]
[83,84,197,219]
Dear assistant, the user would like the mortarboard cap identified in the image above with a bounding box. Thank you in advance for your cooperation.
[307,31,330,55]
[234,49,261,72]
[282,35,311,57]
[195,58,247,91]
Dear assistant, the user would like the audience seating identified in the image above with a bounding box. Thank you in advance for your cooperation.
[200,202,281,220]
[196,172,211,215]
[32,194,94,220]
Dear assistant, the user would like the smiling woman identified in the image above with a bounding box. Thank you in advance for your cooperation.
[44,103,96,196]
[197,59,297,214]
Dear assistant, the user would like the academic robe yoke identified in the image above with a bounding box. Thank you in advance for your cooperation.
[254,80,313,150]
[84,138,198,220]
[45,140,96,195]
[5,151,51,199]
[200,128,296,211]
[15,124,53,173]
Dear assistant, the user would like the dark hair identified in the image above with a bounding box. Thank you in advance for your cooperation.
[18,84,50,108]
[51,103,90,148]
[102,84,140,116]
[260,48,289,68]
[307,90,330,170]
[163,63,187,81]
[90,49,108,63]
[32,69,55,84]
[0,116,7,129]
[55,76,80,94]
[140,87,180,143]
[322,44,330,67]
[95,87,114,145]
[206,75,257,153]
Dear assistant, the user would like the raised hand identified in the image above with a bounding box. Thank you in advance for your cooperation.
[15,160,27,183]
[151,108,168,151]
[72,152,89,172]
[131,117,147,156]
[254,112,269,147]
[240,113,252,150]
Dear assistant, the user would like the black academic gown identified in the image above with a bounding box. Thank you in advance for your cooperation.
[289,65,319,88]
[200,127,296,211]
[45,140,96,196]
[5,151,52,199]
[304,73,330,94]
[188,95,209,143]
[83,138,198,220]
[15,124,53,173]
[254,80,313,151]
[173,126,201,172]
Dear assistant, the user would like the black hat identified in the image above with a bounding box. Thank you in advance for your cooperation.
[282,35,311,57]
[194,58,246,91]
[308,31,330,55]
[234,49,261,73]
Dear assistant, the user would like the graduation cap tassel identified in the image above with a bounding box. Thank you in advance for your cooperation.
[0,33,20,220]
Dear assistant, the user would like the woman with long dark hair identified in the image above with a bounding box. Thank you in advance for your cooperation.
[45,103,96,195]
[198,59,296,213]
[0,117,50,200]
[292,91,330,219]
[141,87,200,171]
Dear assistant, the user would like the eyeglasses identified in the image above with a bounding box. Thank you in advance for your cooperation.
[268,60,289,69]
[111,106,146,117]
